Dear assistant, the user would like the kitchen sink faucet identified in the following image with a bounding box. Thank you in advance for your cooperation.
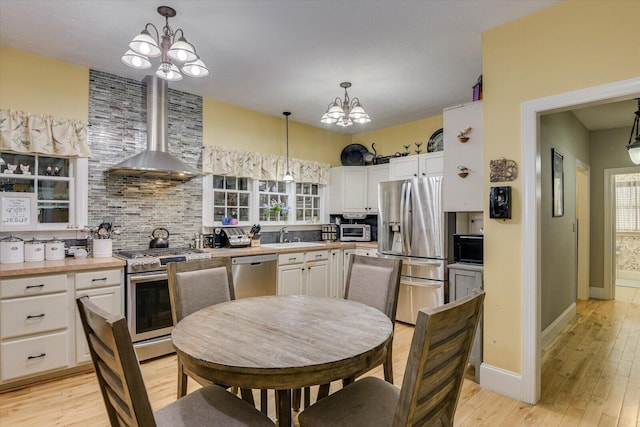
[279,227,288,243]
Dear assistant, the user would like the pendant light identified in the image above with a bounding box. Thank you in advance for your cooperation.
[626,98,640,165]
[283,112,294,182]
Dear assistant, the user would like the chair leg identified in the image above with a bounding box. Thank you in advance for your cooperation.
[240,388,255,406]
[292,388,301,411]
[177,359,188,398]
[304,386,311,408]
[316,383,330,401]
[260,389,268,415]
[384,343,394,384]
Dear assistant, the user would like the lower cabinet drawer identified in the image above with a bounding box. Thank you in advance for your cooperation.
[75,268,122,290]
[1,331,69,382]
[0,293,68,339]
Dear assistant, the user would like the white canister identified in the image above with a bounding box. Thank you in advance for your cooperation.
[24,238,45,262]
[45,237,66,261]
[92,239,113,258]
[1,235,24,264]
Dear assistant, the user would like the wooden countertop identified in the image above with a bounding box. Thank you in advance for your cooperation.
[204,241,377,257]
[0,241,377,277]
[0,257,126,278]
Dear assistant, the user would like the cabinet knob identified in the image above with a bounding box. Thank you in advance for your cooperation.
[413,173,418,177]
[457,166,470,178]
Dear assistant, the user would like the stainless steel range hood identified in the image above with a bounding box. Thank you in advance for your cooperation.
[109,76,201,181]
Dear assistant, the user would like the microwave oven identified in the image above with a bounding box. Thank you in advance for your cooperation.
[453,234,483,265]
[340,224,371,242]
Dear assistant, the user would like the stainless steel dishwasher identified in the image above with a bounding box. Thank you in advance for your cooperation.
[231,253,278,299]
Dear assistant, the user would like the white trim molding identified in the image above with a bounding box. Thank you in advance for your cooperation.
[521,77,640,404]
[590,286,608,300]
[541,303,576,349]
[479,363,522,401]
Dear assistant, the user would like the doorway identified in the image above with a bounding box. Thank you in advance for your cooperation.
[606,169,640,302]
[520,77,640,404]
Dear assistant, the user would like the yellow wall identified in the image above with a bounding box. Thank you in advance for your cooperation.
[203,98,351,166]
[482,0,640,373]
[0,46,89,120]
[352,115,443,159]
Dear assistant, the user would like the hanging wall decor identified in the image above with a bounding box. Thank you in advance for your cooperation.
[489,157,518,182]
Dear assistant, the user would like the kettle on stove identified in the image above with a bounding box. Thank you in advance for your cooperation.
[149,228,170,248]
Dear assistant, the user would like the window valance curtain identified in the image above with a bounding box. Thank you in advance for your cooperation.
[0,109,91,158]
[203,145,330,185]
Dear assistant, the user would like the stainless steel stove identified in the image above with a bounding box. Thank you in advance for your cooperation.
[115,247,212,361]
[116,247,212,274]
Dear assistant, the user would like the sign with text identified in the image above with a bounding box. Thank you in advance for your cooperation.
[1,193,36,230]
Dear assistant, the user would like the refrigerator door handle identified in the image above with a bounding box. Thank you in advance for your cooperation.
[400,181,407,254]
[404,181,412,254]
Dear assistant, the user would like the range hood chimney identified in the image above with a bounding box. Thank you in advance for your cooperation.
[109,75,201,181]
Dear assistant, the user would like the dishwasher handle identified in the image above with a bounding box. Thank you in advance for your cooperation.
[231,254,278,265]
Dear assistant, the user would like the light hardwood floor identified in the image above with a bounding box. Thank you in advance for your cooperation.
[0,296,638,426]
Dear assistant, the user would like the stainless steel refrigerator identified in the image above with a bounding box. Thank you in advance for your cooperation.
[378,177,447,324]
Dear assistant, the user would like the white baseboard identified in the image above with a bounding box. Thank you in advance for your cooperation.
[479,363,523,401]
[590,286,608,299]
[541,303,576,349]
[618,270,640,281]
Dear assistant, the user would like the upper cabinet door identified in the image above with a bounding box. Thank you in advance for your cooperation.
[389,156,419,180]
[443,101,484,212]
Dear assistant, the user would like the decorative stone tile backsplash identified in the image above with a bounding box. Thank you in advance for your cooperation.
[88,70,203,250]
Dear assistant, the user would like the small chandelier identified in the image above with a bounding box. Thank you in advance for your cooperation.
[121,5,209,82]
[283,112,294,182]
[626,98,640,165]
[321,82,371,127]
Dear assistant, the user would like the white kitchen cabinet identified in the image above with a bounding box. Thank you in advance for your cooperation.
[74,268,124,364]
[306,251,329,297]
[389,152,444,180]
[355,248,377,257]
[0,273,71,383]
[448,263,483,382]
[277,250,329,296]
[329,164,389,214]
[443,101,484,212]
[328,249,343,298]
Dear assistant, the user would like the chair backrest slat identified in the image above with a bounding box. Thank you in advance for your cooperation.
[393,289,485,427]
[77,295,157,427]
[167,258,235,324]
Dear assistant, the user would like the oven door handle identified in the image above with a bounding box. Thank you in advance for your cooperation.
[129,272,168,283]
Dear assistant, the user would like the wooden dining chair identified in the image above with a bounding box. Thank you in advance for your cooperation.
[298,289,485,427]
[76,295,274,427]
[167,258,235,398]
[344,254,402,383]
[294,254,402,410]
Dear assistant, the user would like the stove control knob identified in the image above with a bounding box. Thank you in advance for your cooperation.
[131,262,143,272]
[143,261,154,269]
[149,260,161,269]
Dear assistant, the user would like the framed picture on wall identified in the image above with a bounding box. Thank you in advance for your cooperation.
[552,148,564,217]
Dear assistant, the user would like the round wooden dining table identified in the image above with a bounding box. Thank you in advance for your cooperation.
[171,294,393,427]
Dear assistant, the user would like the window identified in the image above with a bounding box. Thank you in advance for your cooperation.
[258,180,290,223]
[0,152,77,230]
[616,173,640,232]
[203,174,325,227]
[295,183,320,223]
[211,175,250,222]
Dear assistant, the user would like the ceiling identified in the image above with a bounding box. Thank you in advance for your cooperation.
[0,0,596,135]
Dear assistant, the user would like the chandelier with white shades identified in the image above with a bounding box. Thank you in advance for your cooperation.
[321,82,371,127]
[121,5,209,82]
